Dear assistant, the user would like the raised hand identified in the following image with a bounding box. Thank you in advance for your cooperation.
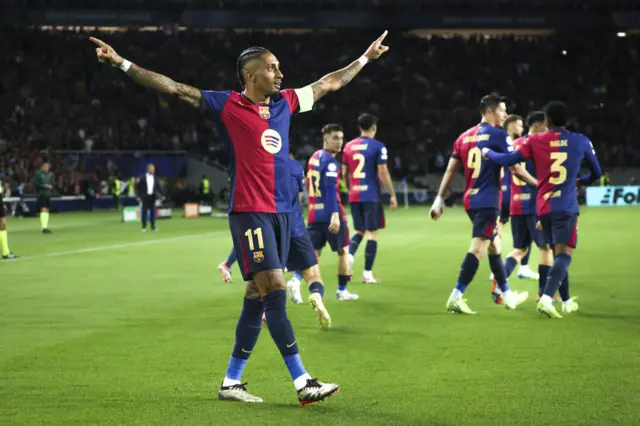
[363,30,390,61]
[89,37,123,67]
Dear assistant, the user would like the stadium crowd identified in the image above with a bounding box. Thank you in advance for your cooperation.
[2,28,640,192]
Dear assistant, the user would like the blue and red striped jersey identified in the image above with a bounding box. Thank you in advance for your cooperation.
[200,88,312,214]
[307,149,346,224]
[342,137,388,203]
[486,129,602,215]
[288,157,307,238]
[509,136,537,216]
[452,122,510,210]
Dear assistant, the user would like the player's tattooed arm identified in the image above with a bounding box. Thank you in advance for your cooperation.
[509,164,538,187]
[126,65,202,108]
[90,37,201,108]
[309,31,389,102]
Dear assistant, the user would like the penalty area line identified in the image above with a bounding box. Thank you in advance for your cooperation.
[7,232,223,263]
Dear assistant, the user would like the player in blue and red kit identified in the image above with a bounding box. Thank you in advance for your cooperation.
[342,114,397,284]
[284,153,332,327]
[499,115,539,281]
[91,30,389,404]
[493,112,556,304]
[429,94,535,314]
[308,124,359,301]
[483,101,602,318]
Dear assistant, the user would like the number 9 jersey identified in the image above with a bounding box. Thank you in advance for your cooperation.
[452,122,510,210]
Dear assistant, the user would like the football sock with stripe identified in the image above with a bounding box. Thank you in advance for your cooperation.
[538,265,551,297]
[489,254,510,293]
[453,252,480,297]
[264,290,310,389]
[558,273,571,302]
[504,256,518,278]
[543,254,571,298]
[338,275,350,292]
[349,233,363,256]
[309,281,324,298]
[223,298,263,386]
[364,240,378,273]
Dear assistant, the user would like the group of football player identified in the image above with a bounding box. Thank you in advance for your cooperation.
[91,30,601,406]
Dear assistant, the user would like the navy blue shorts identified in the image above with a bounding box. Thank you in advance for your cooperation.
[539,213,578,249]
[308,221,350,252]
[511,214,546,249]
[286,233,317,272]
[466,208,499,240]
[228,212,291,281]
[351,202,386,232]
[499,202,510,224]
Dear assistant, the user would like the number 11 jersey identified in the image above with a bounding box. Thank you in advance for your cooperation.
[451,122,510,211]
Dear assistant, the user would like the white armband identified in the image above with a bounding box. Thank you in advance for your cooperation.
[357,56,369,66]
[294,85,314,113]
[118,59,132,72]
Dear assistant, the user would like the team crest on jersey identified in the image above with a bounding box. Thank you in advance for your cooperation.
[258,106,271,120]
[261,129,282,154]
[253,250,265,263]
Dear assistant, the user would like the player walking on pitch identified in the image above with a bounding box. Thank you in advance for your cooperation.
[342,114,397,284]
[430,94,535,314]
[91,30,389,404]
[307,124,359,301]
[481,101,602,318]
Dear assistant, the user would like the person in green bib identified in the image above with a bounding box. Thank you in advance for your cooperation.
[34,162,54,234]
[200,175,212,205]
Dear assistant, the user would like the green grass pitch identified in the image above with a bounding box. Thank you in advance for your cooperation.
[1,207,639,425]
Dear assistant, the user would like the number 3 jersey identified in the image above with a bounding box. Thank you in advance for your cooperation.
[306,149,346,224]
[515,129,601,215]
[342,137,388,203]
[452,122,510,210]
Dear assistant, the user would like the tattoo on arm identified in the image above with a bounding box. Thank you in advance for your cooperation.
[311,61,365,102]
[126,64,201,108]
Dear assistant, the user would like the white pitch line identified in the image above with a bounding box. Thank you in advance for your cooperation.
[7,231,223,263]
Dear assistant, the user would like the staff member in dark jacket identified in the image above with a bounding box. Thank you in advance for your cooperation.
[137,164,163,232]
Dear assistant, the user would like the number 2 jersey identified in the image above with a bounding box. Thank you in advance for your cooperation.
[452,122,510,210]
[306,149,347,224]
[342,137,388,203]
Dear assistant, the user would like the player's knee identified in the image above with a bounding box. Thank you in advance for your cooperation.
[355,230,364,237]
[302,265,321,283]
[253,269,286,295]
[0,218,6,230]
[554,244,573,257]
[364,230,378,241]
[337,246,349,257]
[488,238,502,256]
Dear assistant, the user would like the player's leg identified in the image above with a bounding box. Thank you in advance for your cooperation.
[219,279,265,402]
[447,235,490,314]
[537,244,553,300]
[300,265,331,328]
[1,206,16,259]
[348,203,365,266]
[362,229,379,283]
[537,213,577,318]
[218,248,236,283]
[488,235,529,310]
[285,236,316,305]
[331,223,358,300]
